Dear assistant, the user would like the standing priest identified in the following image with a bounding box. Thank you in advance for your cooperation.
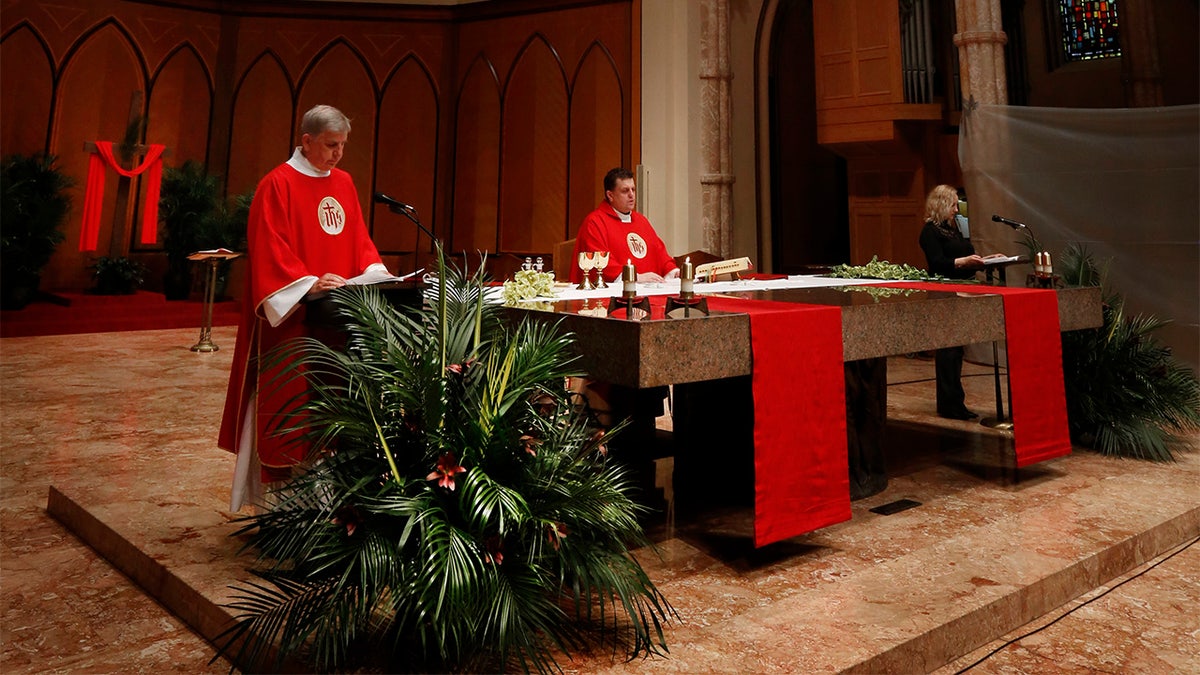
[219,104,391,511]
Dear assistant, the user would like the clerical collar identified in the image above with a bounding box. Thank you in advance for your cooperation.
[287,147,330,177]
[610,204,632,223]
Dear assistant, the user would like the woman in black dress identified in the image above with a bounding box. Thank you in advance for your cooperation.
[918,184,989,420]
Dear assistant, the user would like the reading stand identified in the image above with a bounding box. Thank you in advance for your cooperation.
[187,249,241,352]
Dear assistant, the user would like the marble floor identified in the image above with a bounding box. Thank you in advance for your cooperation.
[1,326,1197,673]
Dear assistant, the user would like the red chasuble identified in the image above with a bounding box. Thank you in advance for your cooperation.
[218,162,382,479]
[571,203,678,283]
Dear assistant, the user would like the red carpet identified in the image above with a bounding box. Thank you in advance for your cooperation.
[0,291,241,338]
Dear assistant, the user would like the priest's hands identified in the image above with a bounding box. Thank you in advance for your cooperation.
[307,273,348,296]
[664,268,682,280]
[637,272,666,283]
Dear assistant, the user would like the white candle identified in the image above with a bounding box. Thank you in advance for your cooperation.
[680,257,694,296]
[622,260,636,298]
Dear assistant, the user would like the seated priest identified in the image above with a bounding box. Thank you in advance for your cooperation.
[568,167,676,465]
[219,104,392,511]
[570,167,680,284]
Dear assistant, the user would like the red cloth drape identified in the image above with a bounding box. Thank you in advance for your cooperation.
[701,296,851,546]
[79,141,166,251]
[883,282,1072,467]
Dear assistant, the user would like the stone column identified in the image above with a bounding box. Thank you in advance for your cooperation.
[1119,0,1164,107]
[953,0,1008,106]
[699,0,734,258]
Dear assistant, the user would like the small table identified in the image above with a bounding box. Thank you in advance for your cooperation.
[187,249,242,352]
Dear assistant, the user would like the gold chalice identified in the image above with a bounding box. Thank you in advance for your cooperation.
[577,252,597,290]
[593,251,610,288]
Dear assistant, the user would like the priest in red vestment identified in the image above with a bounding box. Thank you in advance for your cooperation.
[219,105,392,511]
[570,167,679,284]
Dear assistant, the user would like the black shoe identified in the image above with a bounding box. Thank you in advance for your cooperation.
[939,408,978,421]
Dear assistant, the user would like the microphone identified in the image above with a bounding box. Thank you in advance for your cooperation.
[373,192,416,214]
[991,214,1027,230]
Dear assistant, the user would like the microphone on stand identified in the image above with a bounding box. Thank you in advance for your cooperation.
[373,192,438,244]
[991,214,1028,230]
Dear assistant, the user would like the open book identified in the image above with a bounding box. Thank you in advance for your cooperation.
[983,255,1022,265]
[347,267,425,285]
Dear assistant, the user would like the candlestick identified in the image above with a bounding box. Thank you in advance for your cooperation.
[680,256,694,298]
[1043,251,1053,276]
[622,259,637,299]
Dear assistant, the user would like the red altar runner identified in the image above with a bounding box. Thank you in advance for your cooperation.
[703,297,851,546]
[883,282,1072,467]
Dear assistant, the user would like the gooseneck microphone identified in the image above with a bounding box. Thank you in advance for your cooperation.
[991,214,1028,230]
[373,192,416,214]
[374,192,437,245]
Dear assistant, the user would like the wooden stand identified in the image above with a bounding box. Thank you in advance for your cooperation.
[187,250,241,352]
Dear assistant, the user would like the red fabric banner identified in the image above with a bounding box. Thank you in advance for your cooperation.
[883,282,1071,467]
[79,141,166,251]
[704,297,851,546]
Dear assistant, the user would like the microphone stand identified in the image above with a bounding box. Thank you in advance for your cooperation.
[386,203,438,253]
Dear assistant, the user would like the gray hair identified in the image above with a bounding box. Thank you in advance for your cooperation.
[300,105,351,136]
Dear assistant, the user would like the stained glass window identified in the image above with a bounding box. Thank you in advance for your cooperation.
[1057,0,1121,62]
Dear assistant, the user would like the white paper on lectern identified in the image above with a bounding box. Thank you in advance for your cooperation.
[983,255,1021,265]
[347,266,424,285]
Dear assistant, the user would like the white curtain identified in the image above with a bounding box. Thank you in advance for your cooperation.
[959,104,1200,374]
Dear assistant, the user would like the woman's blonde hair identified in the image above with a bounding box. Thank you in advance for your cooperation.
[923,184,959,224]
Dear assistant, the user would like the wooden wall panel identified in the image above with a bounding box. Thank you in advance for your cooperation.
[297,42,379,224]
[226,54,293,198]
[499,37,568,253]
[374,58,440,256]
[1,27,54,156]
[568,43,623,238]
[451,58,501,253]
[1,0,635,292]
[812,0,901,110]
[146,47,212,168]
[846,158,925,267]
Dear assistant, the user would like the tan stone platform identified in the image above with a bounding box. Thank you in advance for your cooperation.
[4,326,1197,673]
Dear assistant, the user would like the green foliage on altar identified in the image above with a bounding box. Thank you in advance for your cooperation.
[1057,244,1200,461]
[219,250,675,673]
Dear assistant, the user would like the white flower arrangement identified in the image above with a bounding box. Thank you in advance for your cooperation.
[502,269,557,307]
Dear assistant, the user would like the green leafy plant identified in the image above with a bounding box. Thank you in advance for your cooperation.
[0,153,74,309]
[1058,244,1200,460]
[159,160,250,299]
[90,255,147,295]
[219,249,675,673]
[827,255,943,281]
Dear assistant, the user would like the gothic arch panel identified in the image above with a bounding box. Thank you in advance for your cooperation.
[227,53,292,197]
[1,25,54,156]
[147,45,213,169]
[297,41,378,222]
[499,35,568,253]
[375,57,439,256]
[568,42,622,238]
[450,56,501,253]
[49,22,146,290]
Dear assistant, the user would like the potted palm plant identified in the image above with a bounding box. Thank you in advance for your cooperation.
[0,153,74,309]
[219,250,675,673]
[1057,243,1200,460]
